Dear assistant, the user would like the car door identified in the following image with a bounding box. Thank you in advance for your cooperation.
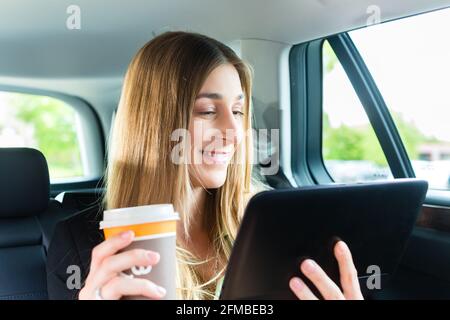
[289,7,450,299]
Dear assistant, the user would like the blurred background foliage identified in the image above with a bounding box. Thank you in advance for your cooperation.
[0,93,83,179]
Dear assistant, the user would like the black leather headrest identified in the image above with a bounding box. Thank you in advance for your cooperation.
[0,148,50,218]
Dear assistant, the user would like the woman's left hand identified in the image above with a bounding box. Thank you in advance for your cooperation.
[289,241,364,300]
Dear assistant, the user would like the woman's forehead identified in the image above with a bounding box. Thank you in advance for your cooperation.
[198,65,243,98]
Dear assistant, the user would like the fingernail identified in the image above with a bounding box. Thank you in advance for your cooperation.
[291,277,304,290]
[146,251,160,263]
[302,259,316,273]
[157,286,166,297]
[121,231,134,239]
[336,241,347,255]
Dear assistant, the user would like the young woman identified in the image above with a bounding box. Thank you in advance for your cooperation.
[46,31,363,300]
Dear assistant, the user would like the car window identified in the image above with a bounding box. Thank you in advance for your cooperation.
[0,91,85,181]
[349,8,450,190]
[322,40,393,183]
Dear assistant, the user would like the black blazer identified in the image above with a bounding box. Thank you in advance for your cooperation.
[46,205,104,300]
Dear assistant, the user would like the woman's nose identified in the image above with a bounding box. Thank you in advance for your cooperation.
[217,109,241,145]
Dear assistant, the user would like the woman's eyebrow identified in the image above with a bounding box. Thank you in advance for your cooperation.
[196,93,222,100]
[196,93,245,100]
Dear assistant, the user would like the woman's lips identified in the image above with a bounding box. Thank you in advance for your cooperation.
[201,150,233,164]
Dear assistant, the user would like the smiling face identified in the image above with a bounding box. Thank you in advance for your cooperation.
[188,64,246,189]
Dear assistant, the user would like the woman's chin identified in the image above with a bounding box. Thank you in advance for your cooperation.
[202,176,227,189]
[197,169,228,189]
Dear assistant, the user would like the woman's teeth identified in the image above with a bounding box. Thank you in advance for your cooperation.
[201,150,231,163]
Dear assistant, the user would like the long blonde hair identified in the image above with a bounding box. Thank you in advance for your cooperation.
[106,31,258,299]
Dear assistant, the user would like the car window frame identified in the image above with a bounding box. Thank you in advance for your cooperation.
[0,86,105,195]
[289,30,450,208]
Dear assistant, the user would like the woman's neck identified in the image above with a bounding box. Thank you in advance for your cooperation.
[178,187,223,283]
[178,187,210,255]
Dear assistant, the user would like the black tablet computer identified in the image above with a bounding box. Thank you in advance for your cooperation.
[219,179,428,300]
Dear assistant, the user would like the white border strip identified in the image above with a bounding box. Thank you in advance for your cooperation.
[133,232,176,241]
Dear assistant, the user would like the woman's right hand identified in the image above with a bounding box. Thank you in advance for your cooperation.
[78,230,167,300]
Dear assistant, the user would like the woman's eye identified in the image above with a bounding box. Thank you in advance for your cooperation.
[197,111,216,115]
[233,110,245,116]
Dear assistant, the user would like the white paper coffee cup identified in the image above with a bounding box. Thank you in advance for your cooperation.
[100,204,180,299]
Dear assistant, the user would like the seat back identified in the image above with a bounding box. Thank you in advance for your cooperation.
[0,148,77,299]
